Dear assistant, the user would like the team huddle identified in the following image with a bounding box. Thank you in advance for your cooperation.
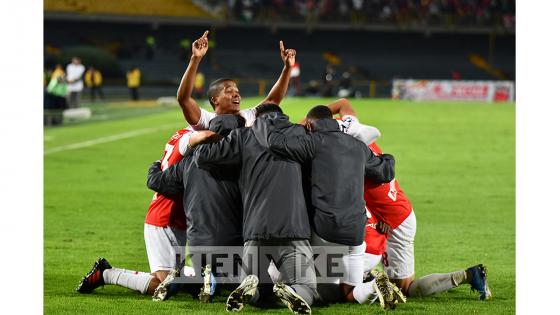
[76,31,492,313]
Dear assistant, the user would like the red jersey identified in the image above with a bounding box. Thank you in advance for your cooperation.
[364,143,413,229]
[144,129,190,230]
[364,206,387,255]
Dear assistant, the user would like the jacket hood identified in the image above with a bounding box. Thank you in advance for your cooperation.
[311,118,341,132]
[252,112,292,148]
[209,114,245,137]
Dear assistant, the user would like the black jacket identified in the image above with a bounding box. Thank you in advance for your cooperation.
[193,112,311,242]
[267,117,395,246]
[146,115,244,247]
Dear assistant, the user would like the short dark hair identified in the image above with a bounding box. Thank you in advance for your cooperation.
[255,103,283,117]
[207,78,235,109]
[306,105,333,120]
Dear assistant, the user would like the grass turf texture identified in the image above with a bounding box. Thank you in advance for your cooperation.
[44,97,515,314]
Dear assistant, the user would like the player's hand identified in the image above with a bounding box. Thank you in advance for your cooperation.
[189,130,221,147]
[375,221,391,235]
[279,41,296,68]
[192,30,209,59]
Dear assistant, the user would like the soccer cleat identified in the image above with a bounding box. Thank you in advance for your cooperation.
[152,268,181,302]
[76,257,112,293]
[273,282,312,315]
[199,264,217,303]
[390,281,407,304]
[467,264,492,300]
[226,275,259,312]
[371,270,396,310]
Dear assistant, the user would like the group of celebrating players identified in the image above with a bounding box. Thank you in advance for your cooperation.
[75,31,492,314]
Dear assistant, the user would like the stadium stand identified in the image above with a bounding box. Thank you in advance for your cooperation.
[44,1,514,98]
[44,0,215,19]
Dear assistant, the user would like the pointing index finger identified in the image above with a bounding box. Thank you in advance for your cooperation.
[202,30,209,39]
[279,40,285,53]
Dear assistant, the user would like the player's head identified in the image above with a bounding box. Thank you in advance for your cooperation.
[72,57,81,64]
[207,78,241,114]
[208,114,246,137]
[255,103,283,117]
[305,105,333,131]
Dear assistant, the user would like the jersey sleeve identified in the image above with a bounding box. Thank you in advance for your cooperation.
[241,108,257,127]
[190,108,216,131]
[178,132,193,156]
[339,115,381,145]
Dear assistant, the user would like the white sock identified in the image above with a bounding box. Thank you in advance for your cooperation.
[183,266,196,277]
[363,253,382,272]
[352,280,378,304]
[103,268,154,294]
[407,271,467,297]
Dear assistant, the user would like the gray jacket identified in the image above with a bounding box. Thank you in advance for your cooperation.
[193,112,311,242]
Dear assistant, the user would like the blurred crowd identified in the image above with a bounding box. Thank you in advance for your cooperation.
[223,0,515,28]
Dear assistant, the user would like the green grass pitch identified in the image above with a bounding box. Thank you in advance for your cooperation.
[44,97,515,314]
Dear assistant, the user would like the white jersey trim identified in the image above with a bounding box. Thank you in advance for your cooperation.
[190,107,257,130]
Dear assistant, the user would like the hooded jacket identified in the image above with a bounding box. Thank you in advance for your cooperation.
[193,112,311,242]
[266,117,395,246]
[146,115,244,247]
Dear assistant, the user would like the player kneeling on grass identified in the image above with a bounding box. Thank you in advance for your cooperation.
[76,128,196,297]
[193,104,321,314]
[147,114,246,302]
[330,98,492,301]
[263,104,405,310]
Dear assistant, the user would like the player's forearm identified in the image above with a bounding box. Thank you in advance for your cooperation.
[261,65,292,105]
[177,56,203,125]
[365,154,395,183]
[327,98,356,117]
[147,162,183,196]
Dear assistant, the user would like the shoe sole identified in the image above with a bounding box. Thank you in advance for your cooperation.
[226,275,258,312]
[199,265,213,303]
[373,271,395,310]
[152,271,178,302]
[273,283,311,315]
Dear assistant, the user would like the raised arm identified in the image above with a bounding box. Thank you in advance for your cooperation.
[147,159,186,196]
[363,148,395,183]
[327,98,381,144]
[327,98,357,117]
[258,41,296,106]
[177,31,209,125]
[194,129,242,171]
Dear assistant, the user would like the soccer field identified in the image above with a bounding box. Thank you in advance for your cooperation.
[44,97,515,314]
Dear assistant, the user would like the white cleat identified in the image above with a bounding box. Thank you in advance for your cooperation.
[226,275,259,312]
[273,282,312,314]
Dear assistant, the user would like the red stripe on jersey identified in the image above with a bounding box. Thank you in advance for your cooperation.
[364,142,413,229]
[145,129,190,230]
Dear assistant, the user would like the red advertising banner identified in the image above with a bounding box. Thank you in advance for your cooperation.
[392,80,515,102]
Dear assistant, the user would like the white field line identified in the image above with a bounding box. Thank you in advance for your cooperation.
[44,123,182,155]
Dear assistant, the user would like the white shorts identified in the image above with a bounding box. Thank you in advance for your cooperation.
[144,224,187,273]
[310,232,365,286]
[384,211,416,279]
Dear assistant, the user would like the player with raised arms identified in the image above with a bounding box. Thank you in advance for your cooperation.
[176,30,296,130]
